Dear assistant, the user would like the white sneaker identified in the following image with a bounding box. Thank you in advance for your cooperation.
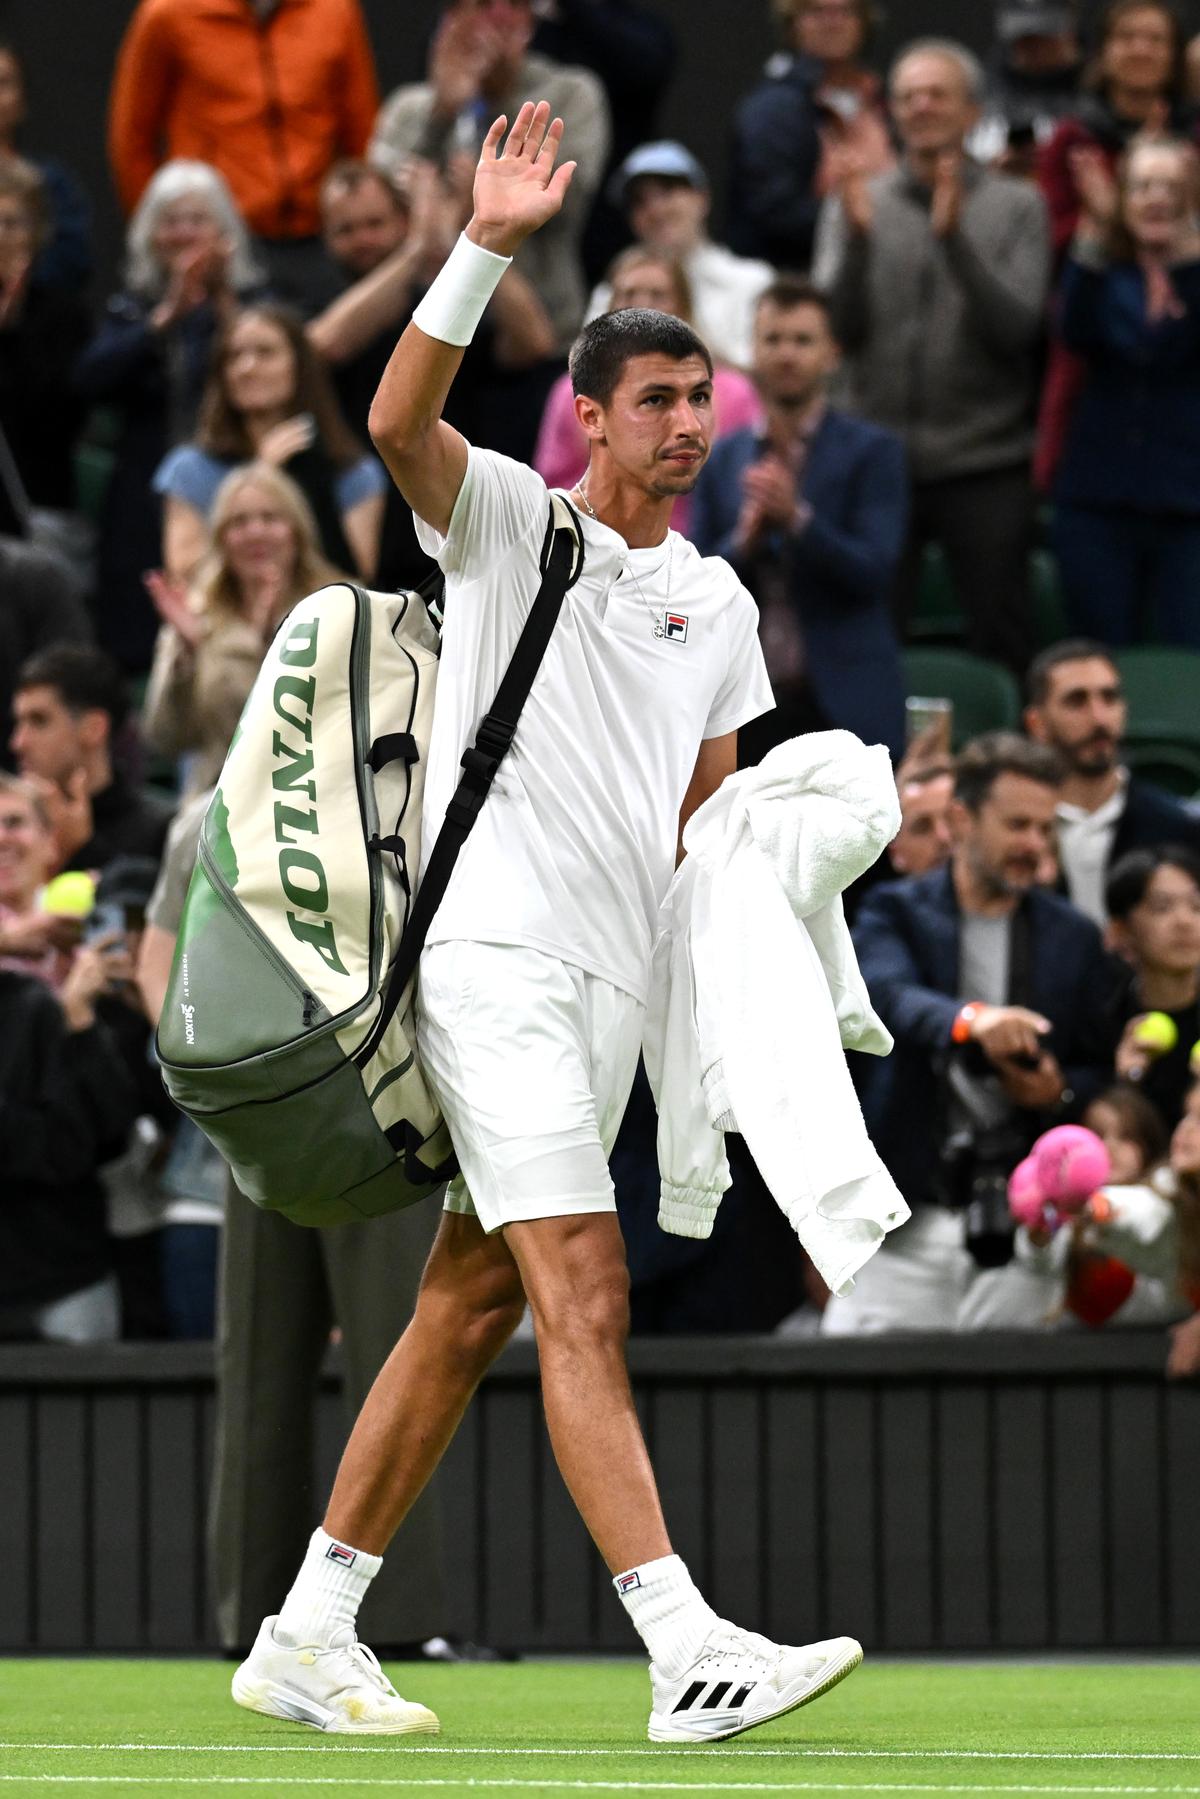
[231,1615,440,1735]
[648,1623,862,1743]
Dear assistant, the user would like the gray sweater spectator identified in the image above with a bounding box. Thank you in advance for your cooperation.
[813,39,1051,670]
[369,1,609,349]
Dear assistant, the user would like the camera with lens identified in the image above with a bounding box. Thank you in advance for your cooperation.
[938,1117,1030,1269]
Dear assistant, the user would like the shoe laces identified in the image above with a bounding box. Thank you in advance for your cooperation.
[702,1621,780,1674]
[322,1627,398,1696]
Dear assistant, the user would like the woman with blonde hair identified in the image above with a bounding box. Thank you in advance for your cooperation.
[142,461,341,800]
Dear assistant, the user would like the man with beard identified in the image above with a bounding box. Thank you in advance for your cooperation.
[1024,639,1200,928]
[826,732,1118,1333]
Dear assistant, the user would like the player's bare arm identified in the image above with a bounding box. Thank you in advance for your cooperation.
[677,731,737,864]
[368,100,576,536]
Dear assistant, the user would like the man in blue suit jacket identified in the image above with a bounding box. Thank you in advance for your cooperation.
[825,732,1120,1334]
[688,278,909,763]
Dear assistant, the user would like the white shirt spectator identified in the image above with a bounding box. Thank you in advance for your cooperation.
[1056,769,1129,926]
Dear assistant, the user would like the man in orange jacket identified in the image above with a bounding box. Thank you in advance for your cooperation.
[108,0,379,309]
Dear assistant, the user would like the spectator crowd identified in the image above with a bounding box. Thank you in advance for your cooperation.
[5,0,1200,1383]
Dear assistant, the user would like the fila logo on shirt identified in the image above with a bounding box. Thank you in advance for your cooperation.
[663,613,689,642]
[325,1543,357,1567]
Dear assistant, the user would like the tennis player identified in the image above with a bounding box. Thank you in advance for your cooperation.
[232,100,862,1745]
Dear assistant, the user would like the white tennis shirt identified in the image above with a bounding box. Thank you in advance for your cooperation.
[415,447,774,1004]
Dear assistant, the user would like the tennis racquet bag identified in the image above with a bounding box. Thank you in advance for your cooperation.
[156,496,584,1226]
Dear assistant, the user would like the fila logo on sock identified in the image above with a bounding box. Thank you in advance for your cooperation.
[325,1543,357,1568]
[663,613,689,642]
[616,1571,641,1595]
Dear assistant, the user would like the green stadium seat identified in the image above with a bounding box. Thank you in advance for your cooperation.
[1030,547,1067,649]
[1123,741,1200,799]
[902,648,1022,749]
[1115,648,1200,751]
[908,541,965,643]
[74,442,114,528]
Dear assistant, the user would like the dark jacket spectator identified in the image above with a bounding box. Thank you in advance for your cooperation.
[1050,138,1200,647]
[854,862,1118,1211]
[0,39,91,292]
[0,969,137,1339]
[1034,0,1197,487]
[730,0,892,271]
[814,41,1050,671]
[1107,846,1200,1133]
[689,281,907,760]
[75,160,266,672]
[1024,639,1200,927]
[0,160,88,535]
[969,0,1084,174]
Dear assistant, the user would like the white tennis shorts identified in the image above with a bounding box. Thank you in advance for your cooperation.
[415,940,644,1234]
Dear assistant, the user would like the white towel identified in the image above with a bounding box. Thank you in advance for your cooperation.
[648,732,910,1296]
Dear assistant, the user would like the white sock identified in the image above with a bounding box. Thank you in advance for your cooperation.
[613,1553,719,1678]
[273,1528,382,1648]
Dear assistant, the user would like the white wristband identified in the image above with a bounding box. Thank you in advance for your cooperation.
[411,231,512,347]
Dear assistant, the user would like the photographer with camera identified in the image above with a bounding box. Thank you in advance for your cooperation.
[824,732,1121,1333]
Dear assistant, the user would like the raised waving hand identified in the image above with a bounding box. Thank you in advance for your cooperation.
[466,100,576,259]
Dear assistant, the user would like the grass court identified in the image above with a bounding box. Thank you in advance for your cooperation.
[2,1658,1198,1797]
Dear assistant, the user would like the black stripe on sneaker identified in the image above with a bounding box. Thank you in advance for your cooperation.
[701,1682,732,1709]
[672,1681,706,1713]
[730,1683,755,1708]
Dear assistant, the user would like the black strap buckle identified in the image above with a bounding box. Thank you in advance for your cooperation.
[474,713,516,761]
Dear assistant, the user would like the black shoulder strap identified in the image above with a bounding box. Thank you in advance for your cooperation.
[371,496,585,1042]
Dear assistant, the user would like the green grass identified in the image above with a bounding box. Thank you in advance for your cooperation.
[1,1659,1198,1796]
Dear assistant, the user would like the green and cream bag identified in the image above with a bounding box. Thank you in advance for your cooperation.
[156,579,456,1226]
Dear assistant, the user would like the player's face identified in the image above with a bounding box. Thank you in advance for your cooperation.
[9,685,89,787]
[224,315,297,417]
[221,483,298,590]
[1121,864,1200,977]
[753,301,839,407]
[598,353,713,497]
[890,51,978,157]
[956,773,1059,898]
[0,790,53,905]
[1029,659,1126,776]
[627,179,709,256]
[323,178,408,278]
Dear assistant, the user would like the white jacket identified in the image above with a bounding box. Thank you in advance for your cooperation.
[644,733,911,1296]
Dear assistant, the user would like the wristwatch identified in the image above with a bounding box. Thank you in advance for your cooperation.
[951,1002,981,1045]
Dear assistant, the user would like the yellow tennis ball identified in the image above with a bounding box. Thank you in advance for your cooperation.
[1190,1040,1200,1076]
[40,871,96,918]
[1133,1011,1178,1055]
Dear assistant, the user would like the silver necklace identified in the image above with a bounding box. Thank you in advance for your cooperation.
[574,480,673,638]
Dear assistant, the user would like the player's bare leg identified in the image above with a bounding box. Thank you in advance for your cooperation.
[230,1215,524,1734]
[502,1213,670,1572]
[324,1213,526,1553]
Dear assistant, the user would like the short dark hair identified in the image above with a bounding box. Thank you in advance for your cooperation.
[1026,638,1119,706]
[1106,844,1200,921]
[954,730,1063,813]
[756,276,833,324]
[17,644,129,737]
[569,308,713,406]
